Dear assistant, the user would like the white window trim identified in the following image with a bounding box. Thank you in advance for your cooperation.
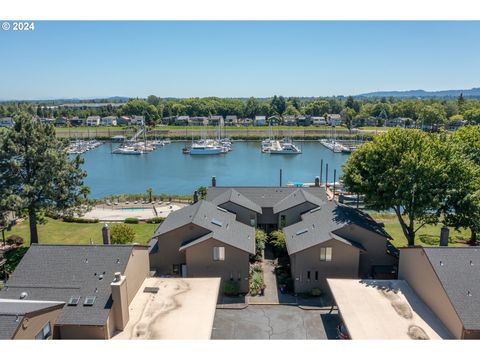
[320,247,333,262]
[213,246,225,261]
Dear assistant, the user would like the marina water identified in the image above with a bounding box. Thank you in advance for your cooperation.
[79,141,350,198]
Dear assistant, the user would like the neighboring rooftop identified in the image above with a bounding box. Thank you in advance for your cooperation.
[327,279,452,340]
[0,244,144,327]
[207,186,328,209]
[421,247,480,332]
[283,201,390,254]
[152,200,255,254]
[0,299,64,339]
[209,188,262,214]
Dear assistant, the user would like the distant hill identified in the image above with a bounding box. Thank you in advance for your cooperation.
[357,87,480,99]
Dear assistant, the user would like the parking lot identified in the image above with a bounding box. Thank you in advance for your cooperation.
[212,305,341,340]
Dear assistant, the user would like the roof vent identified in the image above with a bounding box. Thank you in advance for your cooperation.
[84,258,88,264]
[470,261,474,266]
[439,261,444,266]
[211,218,223,227]
[19,292,28,300]
[116,258,120,264]
[296,229,309,236]
[467,291,472,297]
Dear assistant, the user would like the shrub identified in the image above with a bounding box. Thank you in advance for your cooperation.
[223,280,240,296]
[145,217,165,224]
[110,224,136,244]
[269,230,286,252]
[6,235,24,246]
[311,287,322,297]
[124,218,139,224]
[63,216,99,223]
[250,263,262,274]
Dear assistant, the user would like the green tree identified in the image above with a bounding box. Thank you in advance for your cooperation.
[417,104,447,128]
[342,129,454,246]
[254,228,267,261]
[79,186,91,200]
[463,108,480,125]
[458,93,465,112]
[146,187,153,203]
[244,97,258,119]
[448,126,480,244]
[197,186,207,200]
[0,113,87,244]
[110,224,136,244]
[269,230,286,251]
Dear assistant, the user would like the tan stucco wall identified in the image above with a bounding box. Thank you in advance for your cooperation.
[123,247,150,304]
[106,311,116,339]
[398,248,463,339]
[150,224,208,274]
[278,202,318,227]
[185,238,250,293]
[291,239,360,294]
[335,224,396,277]
[218,202,257,227]
[57,324,107,339]
[13,308,62,340]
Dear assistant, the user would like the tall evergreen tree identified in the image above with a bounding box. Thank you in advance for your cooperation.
[0,112,87,244]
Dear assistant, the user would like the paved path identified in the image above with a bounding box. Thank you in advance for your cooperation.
[212,305,341,340]
[247,246,280,304]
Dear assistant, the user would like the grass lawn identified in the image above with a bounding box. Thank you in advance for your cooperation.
[4,218,158,246]
[369,211,471,248]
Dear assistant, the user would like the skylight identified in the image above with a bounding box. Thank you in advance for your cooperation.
[216,207,227,212]
[211,218,223,227]
[68,296,81,306]
[310,207,321,213]
[83,296,96,306]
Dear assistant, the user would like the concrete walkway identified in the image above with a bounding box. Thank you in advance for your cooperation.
[247,246,281,304]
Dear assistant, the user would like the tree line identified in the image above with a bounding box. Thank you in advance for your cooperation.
[2,94,480,127]
[342,126,480,246]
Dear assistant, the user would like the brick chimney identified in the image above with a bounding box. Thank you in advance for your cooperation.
[102,223,110,245]
[111,272,129,331]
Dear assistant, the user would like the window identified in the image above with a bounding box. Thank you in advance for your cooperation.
[315,271,319,281]
[250,215,256,227]
[213,246,225,261]
[35,322,52,340]
[172,264,180,275]
[320,247,332,261]
[307,271,311,280]
[280,215,286,228]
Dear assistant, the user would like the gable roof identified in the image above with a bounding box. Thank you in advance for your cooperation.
[153,200,255,254]
[206,186,328,209]
[210,188,262,214]
[421,247,480,331]
[0,299,64,339]
[0,244,142,327]
[283,201,390,254]
[272,189,324,214]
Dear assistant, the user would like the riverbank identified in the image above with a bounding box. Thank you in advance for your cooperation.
[56,125,376,141]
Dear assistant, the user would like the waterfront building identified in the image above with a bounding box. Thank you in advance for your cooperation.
[86,115,101,126]
[131,115,145,126]
[225,115,238,126]
[254,116,267,126]
[297,115,312,126]
[311,116,326,126]
[116,116,131,126]
[188,116,208,126]
[208,115,224,126]
[283,115,297,126]
[101,116,117,126]
[175,115,190,125]
[326,113,343,126]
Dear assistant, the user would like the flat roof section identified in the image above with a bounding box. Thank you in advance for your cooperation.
[113,277,220,340]
[327,279,452,340]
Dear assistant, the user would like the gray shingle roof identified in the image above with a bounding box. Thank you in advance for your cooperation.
[210,188,262,214]
[422,247,480,331]
[272,189,324,214]
[0,244,140,326]
[207,186,327,209]
[153,200,255,254]
[283,201,390,254]
[0,315,23,339]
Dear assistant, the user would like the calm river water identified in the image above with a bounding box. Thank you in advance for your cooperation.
[79,141,350,198]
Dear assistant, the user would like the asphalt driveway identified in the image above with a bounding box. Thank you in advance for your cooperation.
[211,305,341,340]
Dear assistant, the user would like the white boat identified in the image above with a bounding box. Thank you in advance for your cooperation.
[189,139,224,155]
[269,139,302,155]
[320,139,345,153]
[112,146,145,155]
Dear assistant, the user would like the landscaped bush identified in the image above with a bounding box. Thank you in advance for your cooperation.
[6,235,24,246]
[311,287,322,297]
[145,217,165,224]
[63,216,99,223]
[249,265,265,296]
[269,230,286,253]
[251,228,267,262]
[124,217,140,224]
[223,280,240,296]
[110,224,136,244]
